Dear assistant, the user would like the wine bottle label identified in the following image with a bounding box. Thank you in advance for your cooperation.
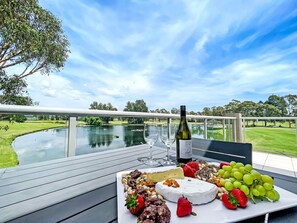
[179,139,192,159]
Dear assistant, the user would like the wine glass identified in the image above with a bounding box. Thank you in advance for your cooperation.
[159,123,176,166]
[142,124,159,167]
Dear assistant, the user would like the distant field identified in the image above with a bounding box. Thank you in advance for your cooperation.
[0,121,67,168]
[245,127,297,157]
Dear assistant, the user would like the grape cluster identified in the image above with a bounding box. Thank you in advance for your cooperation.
[218,161,280,203]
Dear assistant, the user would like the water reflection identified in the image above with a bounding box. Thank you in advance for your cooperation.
[124,126,145,147]
[13,124,212,165]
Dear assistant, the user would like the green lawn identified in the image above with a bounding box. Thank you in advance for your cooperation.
[0,120,67,168]
[245,127,297,156]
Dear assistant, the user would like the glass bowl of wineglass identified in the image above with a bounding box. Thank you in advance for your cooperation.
[138,124,159,167]
[159,123,176,166]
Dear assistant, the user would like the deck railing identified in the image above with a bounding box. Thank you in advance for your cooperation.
[1,105,297,158]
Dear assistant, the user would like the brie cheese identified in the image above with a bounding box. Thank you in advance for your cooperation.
[155,177,217,205]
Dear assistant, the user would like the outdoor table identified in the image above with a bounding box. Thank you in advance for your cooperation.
[0,145,296,223]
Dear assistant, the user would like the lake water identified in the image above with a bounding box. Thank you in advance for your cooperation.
[13,124,222,165]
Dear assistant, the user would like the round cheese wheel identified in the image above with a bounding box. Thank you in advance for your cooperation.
[155,177,217,205]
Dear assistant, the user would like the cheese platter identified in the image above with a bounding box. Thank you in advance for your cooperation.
[117,163,297,223]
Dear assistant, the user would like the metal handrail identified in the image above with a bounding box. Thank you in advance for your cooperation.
[242,117,297,120]
[0,105,236,120]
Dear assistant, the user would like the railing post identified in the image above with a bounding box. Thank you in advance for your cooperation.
[204,119,208,139]
[67,116,77,157]
[233,119,237,142]
[295,119,297,145]
[222,119,226,141]
[228,119,231,141]
[233,113,243,143]
[242,118,246,143]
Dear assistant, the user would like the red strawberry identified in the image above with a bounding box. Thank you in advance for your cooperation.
[231,189,248,208]
[222,193,237,210]
[125,192,145,216]
[176,196,196,217]
[187,161,199,172]
[183,165,196,178]
[219,162,230,169]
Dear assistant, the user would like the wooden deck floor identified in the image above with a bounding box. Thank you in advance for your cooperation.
[0,145,167,223]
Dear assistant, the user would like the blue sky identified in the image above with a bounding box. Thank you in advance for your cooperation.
[25,0,297,112]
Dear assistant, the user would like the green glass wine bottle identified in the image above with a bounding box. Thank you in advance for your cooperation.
[176,105,192,163]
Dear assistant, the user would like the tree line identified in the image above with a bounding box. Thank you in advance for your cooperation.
[86,94,297,126]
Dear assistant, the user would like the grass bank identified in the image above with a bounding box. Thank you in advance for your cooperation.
[245,127,297,157]
[0,120,67,168]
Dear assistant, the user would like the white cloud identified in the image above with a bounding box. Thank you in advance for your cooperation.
[22,0,297,111]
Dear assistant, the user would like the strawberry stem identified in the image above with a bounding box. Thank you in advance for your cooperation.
[191,211,197,216]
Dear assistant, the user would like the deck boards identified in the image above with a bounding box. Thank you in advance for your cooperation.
[0,149,164,191]
[7,183,117,223]
[0,145,166,223]
[60,197,117,223]
[2,145,147,178]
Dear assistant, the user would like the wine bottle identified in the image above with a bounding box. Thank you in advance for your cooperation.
[176,105,192,163]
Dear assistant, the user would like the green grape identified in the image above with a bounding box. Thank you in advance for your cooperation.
[266,190,276,200]
[243,174,253,185]
[231,168,239,173]
[263,182,273,191]
[230,161,236,167]
[225,181,234,191]
[223,165,232,172]
[262,175,274,184]
[251,170,261,180]
[252,188,260,196]
[272,189,280,201]
[218,169,225,176]
[239,166,246,174]
[240,185,250,196]
[234,171,243,180]
[255,185,266,196]
[233,181,242,188]
[235,162,244,168]
[244,164,253,172]
[223,171,231,178]
[229,177,236,183]
[220,178,226,186]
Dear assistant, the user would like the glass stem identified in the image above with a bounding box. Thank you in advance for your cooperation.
[166,146,170,161]
[149,145,153,159]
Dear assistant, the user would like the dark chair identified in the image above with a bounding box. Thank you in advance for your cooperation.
[192,138,252,164]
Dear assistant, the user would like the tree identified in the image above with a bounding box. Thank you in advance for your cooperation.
[89,102,117,124]
[0,0,70,79]
[171,107,179,114]
[224,100,241,114]
[83,117,102,126]
[0,69,32,124]
[124,99,148,124]
[283,94,297,127]
[212,106,225,116]
[284,94,297,116]
[237,101,258,126]
[265,95,287,116]
[256,102,281,126]
[0,69,32,105]
[201,107,212,116]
